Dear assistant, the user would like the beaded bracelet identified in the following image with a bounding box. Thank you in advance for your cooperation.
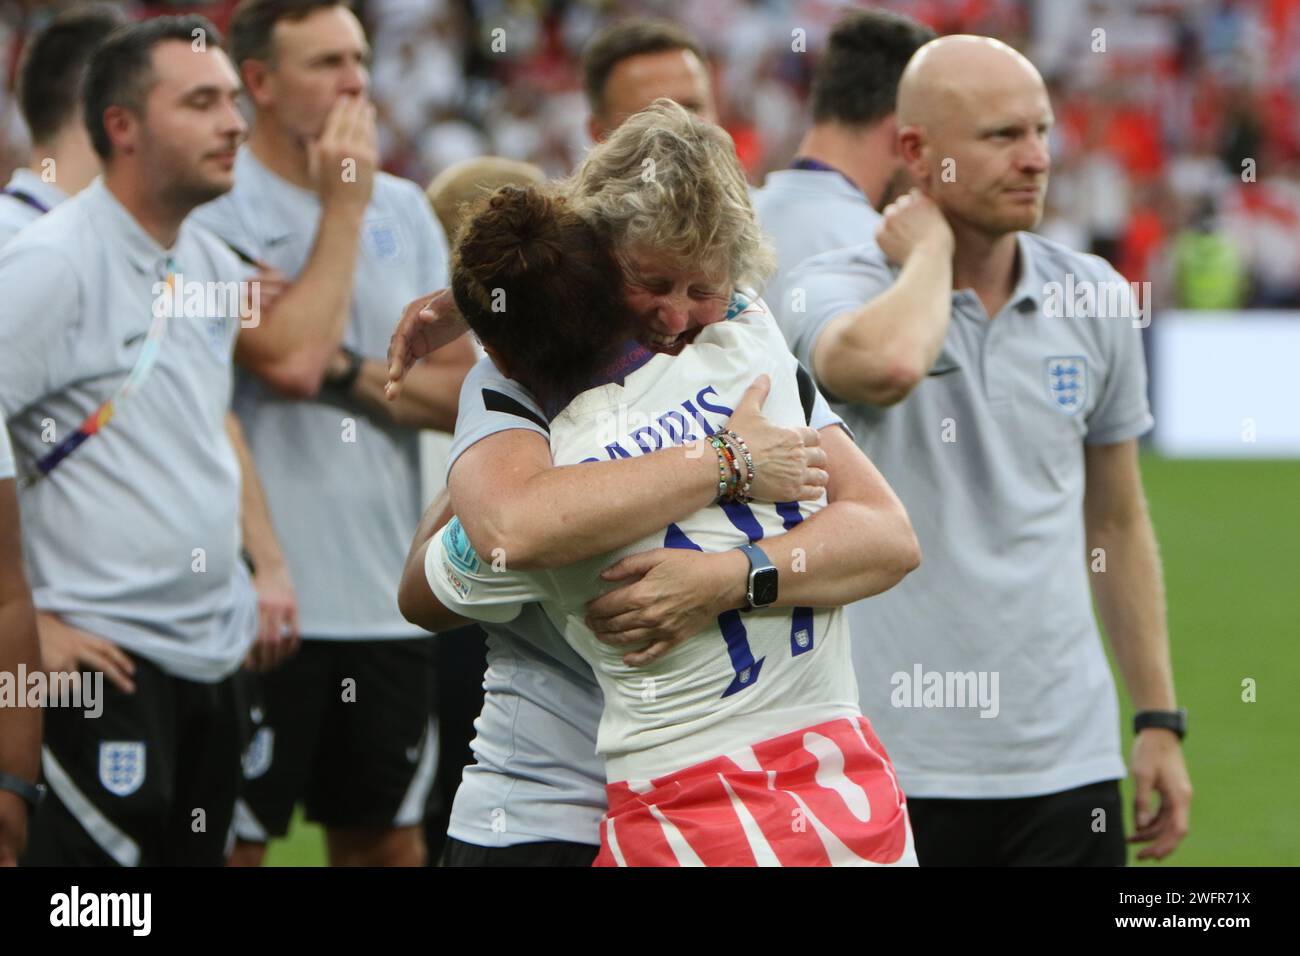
[720,430,756,502]
[708,435,739,500]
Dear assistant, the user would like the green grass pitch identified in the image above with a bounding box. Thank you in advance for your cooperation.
[264,456,1299,867]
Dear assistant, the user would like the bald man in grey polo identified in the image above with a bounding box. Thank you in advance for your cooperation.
[752,166,880,330]
[0,167,67,246]
[782,232,1152,806]
[0,177,256,865]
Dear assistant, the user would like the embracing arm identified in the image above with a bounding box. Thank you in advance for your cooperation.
[448,376,824,572]
[397,490,468,633]
[334,335,475,432]
[738,423,918,606]
[584,424,919,663]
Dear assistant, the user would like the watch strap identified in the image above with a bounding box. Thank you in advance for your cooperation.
[327,346,364,394]
[738,543,776,609]
[1134,708,1187,741]
[0,771,45,810]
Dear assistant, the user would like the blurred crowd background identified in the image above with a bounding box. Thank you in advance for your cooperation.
[3,0,1299,309]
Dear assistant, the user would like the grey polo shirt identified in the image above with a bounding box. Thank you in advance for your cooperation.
[192,148,450,639]
[783,231,1154,798]
[443,360,606,847]
[0,167,68,247]
[752,168,880,339]
[0,178,256,682]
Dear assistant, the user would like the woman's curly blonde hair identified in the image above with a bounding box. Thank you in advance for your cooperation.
[565,98,775,292]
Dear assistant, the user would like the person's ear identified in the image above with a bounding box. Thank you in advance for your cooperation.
[586,113,606,143]
[102,104,138,158]
[897,124,931,190]
[241,59,273,111]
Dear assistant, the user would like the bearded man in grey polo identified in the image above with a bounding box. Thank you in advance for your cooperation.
[779,35,1192,866]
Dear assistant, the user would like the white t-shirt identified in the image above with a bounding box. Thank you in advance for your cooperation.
[427,298,860,783]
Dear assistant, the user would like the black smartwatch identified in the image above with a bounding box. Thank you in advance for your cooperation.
[1134,708,1188,741]
[324,345,364,395]
[738,543,778,609]
[0,771,45,811]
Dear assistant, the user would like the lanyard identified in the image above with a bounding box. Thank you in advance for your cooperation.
[1,186,52,215]
[21,259,177,488]
[789,156,862,195]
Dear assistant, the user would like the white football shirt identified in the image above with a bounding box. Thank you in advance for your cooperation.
[427,298,860,782]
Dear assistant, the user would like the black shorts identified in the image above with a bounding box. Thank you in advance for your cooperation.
[440,836,599,867]
[907,779,1126,866]
[23,654,246,867]
[235,636,436,839]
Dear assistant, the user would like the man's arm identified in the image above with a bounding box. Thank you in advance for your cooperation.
[397,490,469,633]
[226,413,299,671]
[235,97,378,399]
[807,191,954,407]
[1084,438,1191,861]
[449,376,825,571]
[0,477,41,866]
[331,335,475,432]
[585,423,920,664]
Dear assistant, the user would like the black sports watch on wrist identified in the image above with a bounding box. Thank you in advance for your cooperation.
[738,543,778,609]
[1134,708,1188,741]
[324,345,364,395]
[0,771,45,811]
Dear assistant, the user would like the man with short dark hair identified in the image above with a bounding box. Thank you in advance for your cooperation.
[1,15,285,867]
[581,18,715,141]
[192,0,473,868]
[756,8,935,322]
[0,4,127,245]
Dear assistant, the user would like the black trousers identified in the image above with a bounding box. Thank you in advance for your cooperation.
[423,625,488,864]
[908,779,1126,866]
[440,836,599,868]
[24,655,245,866]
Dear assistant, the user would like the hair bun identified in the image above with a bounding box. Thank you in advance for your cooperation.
[459,185,567,289]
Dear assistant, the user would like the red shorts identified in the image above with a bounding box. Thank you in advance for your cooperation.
[595,715,915,867]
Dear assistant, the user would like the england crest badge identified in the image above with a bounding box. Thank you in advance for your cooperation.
[1045,356,1087,415]
[242,726,274,780]
[363,218,402,262]
[99,741,146,797]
